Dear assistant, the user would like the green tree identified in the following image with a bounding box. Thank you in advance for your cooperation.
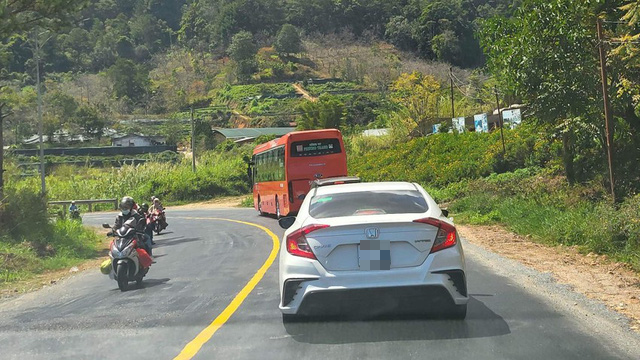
[228,30,256,63]
[390,72,441,136]
[385,16,417,52]
[73,105,105,138]
[274,24,302,56]
[478,0,639,188]
[1,0,88,199]
[107,58,149,104]
[431,30,461,64]
[228,31,257,81]
[0,0,88,38]
[45,90,78,121]
[298,95,345,130]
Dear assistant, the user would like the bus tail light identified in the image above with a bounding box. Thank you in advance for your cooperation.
[286,224,330,259]
[288,182,294,203]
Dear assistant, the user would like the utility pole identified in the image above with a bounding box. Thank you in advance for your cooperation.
[35,30,46,196]
[190,106,196,172]
[597,17,616,202]
[0,104,6,201]
[495,86,506,155]
[449,67,455,119]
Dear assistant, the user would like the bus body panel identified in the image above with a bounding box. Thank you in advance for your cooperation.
[252,129,347,216]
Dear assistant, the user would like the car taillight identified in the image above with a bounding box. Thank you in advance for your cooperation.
[286,224,330,259]
[413,218,457,253]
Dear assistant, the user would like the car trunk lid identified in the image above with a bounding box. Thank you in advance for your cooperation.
[304,215,439,271]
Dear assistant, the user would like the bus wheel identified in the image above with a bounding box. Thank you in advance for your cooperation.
[275,197,281,219]
[258,197,264,216]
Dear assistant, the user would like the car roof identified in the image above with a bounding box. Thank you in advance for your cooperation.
[313,181,420,196]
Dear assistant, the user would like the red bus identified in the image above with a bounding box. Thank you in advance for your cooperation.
[251,129,347,217]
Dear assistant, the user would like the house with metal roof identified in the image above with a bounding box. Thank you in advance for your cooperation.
[111,134,166,147]
[211,127,296,144]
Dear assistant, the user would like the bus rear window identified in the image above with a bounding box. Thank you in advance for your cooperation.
[291,139,342,157]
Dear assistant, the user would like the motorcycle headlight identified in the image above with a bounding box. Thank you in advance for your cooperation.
[122,244,135,257]
[110,244,122,258]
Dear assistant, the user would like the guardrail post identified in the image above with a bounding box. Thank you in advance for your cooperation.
[88,203,93,212]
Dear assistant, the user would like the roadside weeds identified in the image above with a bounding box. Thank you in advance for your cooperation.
[0,230,111,300]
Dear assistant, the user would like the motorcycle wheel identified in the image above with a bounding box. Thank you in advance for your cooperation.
[155,222,161,235]
[135,268,148,288]
[116,264,128,292]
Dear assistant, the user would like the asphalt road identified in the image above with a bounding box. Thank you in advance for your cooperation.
[0,208,639,359]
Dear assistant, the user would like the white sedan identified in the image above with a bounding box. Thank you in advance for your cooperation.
[278,179,468,320]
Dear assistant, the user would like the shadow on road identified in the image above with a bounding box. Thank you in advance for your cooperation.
[154,237,201,248]
[283,297,510,344]
[140,278,170,289]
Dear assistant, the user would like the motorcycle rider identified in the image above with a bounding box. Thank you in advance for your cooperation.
[112,196,153,256]
[138,203,156,245]
[150,198,168,229]
[69,201,78,213]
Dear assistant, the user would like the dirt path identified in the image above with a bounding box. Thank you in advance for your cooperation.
[459,224,640,331]
[293,83,318,102]
[170,195,249,210]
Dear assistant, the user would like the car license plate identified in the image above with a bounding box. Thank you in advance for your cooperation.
[359,240,391,270]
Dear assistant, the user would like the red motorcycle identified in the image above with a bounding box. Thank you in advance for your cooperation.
[150,208,168,235]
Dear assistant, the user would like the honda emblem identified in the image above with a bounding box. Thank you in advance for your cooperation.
[365,227,380,239]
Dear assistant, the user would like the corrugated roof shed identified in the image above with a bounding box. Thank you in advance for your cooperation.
[362,129,389,137]
[212,127,296,139]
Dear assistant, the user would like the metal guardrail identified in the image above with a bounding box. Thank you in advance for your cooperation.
[49,198,118,217]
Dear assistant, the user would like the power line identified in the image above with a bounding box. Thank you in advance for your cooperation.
[449,72,491,102]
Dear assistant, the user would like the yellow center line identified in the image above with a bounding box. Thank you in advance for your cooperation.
[173,217,280,360]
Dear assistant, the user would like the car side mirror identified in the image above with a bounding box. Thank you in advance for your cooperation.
[102,223,111,229]
[278,216,296,230]
[441,209,449,217]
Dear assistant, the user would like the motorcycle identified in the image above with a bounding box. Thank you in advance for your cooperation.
[150,208,168,235]
[70,209,81,222]
[102,220,152,291]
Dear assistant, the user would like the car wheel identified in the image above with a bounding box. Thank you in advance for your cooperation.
[450,304,467,320]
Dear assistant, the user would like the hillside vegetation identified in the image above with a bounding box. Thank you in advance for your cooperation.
[4,0,640,282]
[349,129,640,272]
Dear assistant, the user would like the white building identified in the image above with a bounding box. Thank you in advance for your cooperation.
[111,134,166,147]
[362,129,389,137]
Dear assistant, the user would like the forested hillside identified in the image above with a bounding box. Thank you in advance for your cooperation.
[0,0,518,151]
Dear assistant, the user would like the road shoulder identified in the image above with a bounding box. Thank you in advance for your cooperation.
[459,224,640,332]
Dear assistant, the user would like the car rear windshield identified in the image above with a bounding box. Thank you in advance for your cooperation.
[291,138,342,157]
[309,190,428,219]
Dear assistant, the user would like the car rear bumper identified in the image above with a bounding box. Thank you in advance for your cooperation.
[279,246,468,315]
[293,285,461,317]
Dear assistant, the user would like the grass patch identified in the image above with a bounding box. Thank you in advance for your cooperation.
[0,219,101,285]
[442,171,640,271]
[240,196,254,208]
[9,147,253,205]
[306,81,361,96]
